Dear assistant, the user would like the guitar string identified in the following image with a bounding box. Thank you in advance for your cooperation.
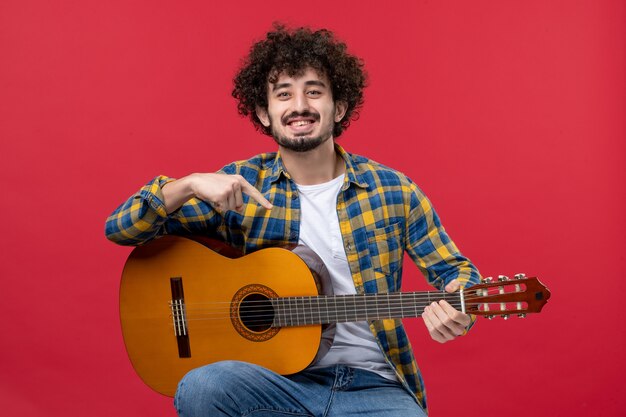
[171,301,496,325]
[180,302,480,317]
[178,305,518,327]
[175,289,500,307]
[181,306,468,324]
[175,294,516,318]
[182,302,469,316]
[175,293,509,314]
[180,308,500,326]
[167,291,520,324]
[181,299,476,314]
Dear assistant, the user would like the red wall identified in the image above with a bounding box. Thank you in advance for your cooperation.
[2,1,624,416]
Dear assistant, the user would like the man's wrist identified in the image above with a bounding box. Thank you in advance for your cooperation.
[162,175,197,213]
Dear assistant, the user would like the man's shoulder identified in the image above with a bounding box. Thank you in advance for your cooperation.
[346,151,416,187]
[220,152,278,175]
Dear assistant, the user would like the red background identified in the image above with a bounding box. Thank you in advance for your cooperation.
[1,0,624,416]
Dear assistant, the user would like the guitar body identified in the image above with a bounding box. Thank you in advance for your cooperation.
[120,235,328,396]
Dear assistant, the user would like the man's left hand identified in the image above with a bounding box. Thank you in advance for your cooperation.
[421,279,471,343]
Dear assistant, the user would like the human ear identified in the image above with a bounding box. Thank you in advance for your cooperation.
[334,101,348,123]
[256,106,270,127]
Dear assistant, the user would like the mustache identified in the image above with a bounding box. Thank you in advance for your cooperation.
[282,111,320,125]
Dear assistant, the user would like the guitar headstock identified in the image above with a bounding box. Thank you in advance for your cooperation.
[464,274,551,319]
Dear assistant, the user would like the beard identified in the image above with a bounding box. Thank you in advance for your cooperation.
[272,132,330,152]
[270,110,334,152]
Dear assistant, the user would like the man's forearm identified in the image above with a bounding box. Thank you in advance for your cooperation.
[162,175,197,214]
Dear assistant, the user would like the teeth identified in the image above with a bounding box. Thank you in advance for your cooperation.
[291,120,312,127]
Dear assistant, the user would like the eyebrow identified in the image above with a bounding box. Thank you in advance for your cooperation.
[271,80,328,91]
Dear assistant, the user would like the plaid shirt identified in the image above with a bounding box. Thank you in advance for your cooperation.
[105,144,480,412]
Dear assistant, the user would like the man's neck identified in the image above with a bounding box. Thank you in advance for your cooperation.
[279,139,345,185]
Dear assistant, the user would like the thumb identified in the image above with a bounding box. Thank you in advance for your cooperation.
[444,279,461,293]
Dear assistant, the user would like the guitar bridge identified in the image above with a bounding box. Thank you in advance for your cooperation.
[170,277,191,358]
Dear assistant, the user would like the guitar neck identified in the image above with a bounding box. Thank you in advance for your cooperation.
[271,291,461,327]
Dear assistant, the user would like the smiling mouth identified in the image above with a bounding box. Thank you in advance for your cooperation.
[283,111,320,128]
[288,120,314,127]
[285,118,318,134]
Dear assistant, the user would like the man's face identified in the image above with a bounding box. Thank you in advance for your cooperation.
[256,68,346,152]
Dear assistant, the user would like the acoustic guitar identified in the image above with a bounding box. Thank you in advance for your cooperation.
[119,235,550,396]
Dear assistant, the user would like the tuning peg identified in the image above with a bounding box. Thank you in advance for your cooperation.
[514,273,526,280]
[486,315,495,320]
[498,275,509,282]
[501,314,509,320]
[482,277,493,283]
[517,313,527,318]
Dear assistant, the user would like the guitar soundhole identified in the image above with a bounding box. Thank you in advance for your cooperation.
[240,294,274,332]
[231,284,280,342]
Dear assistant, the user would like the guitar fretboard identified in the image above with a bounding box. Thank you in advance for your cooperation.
[271,292,463,327]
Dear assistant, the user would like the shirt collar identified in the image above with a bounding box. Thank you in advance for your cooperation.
[268,151,290,183]
[335,143,369,190]
[268,142,369,190]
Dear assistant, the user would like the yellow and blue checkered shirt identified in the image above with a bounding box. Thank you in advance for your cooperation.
[105,144,480,412]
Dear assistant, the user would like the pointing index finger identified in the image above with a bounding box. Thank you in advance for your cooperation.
[239,179,273,210]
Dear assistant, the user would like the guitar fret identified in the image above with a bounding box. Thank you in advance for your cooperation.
[363,295,369,321]
[280,297,286,327]
[302,297,307,325]
[305,296,310,325]
[314,297,319,324]
[295,296,300,326]
[304,297,309,325]
[296,297,301,325]
[374,298,380,318]
[296,296,302,327]
[304,296,309,325]
[395,294,400,317]
[288,296,294,327]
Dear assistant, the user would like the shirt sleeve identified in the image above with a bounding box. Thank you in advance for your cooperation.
[404,185,481,332]
[104,175,222,246]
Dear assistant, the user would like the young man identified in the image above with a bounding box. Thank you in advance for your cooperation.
[106,25,480,417]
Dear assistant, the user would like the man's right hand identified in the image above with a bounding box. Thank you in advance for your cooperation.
[162,173,273,214]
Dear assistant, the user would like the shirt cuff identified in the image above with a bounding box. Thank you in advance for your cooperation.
[138,175,177,218]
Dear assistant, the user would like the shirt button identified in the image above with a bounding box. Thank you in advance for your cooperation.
[346,243,353,251]
[289,232,298,240]
[291,193,298,200]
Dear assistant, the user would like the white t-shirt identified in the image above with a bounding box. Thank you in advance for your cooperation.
[295,174,397,381]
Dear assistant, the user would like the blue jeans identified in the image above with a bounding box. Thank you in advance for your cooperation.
[174,361,427,417]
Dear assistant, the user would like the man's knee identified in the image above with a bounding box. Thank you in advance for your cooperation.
[175,361,251,416]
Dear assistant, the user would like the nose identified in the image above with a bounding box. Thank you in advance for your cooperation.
[292,91,310,112]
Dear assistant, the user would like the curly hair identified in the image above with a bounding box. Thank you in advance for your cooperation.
[232,24,367,138]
